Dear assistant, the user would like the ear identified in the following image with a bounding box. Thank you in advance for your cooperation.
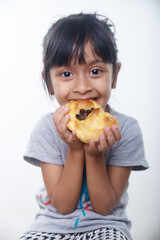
[42,71,54,95]
[112,62,121,89]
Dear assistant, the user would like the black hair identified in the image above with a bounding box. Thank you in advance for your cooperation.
[42,13,118,95]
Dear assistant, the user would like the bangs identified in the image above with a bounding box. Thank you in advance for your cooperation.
[43,14,116,68]
[48,20,88,66]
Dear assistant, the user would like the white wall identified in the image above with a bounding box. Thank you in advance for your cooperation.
[0,0,160,239]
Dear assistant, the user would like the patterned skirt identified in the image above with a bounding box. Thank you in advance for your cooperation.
[19,227,128,240]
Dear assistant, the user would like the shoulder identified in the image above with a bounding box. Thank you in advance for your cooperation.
[33,113,55,131]
[24,112,65,166]
[109,107,141,136]
[30,112,59,139]
[108,107,149,170]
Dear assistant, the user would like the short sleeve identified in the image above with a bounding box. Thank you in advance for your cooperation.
[23,113,64,167]
[107,116,149,171]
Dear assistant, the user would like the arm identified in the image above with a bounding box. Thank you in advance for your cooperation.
[40,148,84,215]
[85,125,132,215]
[40,106,84,215]
[85,153,132,215]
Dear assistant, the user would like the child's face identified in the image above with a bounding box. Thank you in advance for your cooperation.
[49,42,118,110]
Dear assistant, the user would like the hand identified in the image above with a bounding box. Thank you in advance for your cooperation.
[84,125,121,155]
[53,106,84,150]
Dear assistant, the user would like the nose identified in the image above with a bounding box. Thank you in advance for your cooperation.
[73,77,92,95]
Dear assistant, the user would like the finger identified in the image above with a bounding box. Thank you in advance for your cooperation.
[53,107,69,139]
[111,125,122,141]
[59,114,71,139]
[72,130,78,140]
[57,114,72,141]
[88,140,97,151]
[53,106,63,123]
[98,133,108,151]
[53,106,69,126]
[57,106,69,123]
[104,126,116,146]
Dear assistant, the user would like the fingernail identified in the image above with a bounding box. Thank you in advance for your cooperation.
[112,125,118,130]
[105,126,110,132]
[100,133,105,140]
[89,140,95,145]
[61,105,68,110]
[65,114,69,119]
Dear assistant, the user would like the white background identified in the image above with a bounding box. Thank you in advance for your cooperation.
[0,0,160,239]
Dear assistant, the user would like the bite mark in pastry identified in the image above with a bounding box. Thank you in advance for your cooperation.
[67,100,118,143]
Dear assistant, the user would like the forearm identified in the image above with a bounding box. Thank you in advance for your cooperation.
[51,148,84,214]
[85,152,115,215]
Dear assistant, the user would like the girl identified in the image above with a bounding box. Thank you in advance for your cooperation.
[20,13,149,240]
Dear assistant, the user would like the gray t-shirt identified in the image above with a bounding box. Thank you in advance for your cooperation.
[24,107,149,240]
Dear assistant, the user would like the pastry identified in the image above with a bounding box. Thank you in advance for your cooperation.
[67,99,118,143]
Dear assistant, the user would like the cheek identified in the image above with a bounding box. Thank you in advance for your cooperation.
[98,80,112,96]
[54,89,64,104]
[102,89,111,103]
[52,82,70,106]
[52,83,62,101]
[97,80,112,107]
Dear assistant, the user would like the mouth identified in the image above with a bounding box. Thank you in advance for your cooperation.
[69,97,98,102]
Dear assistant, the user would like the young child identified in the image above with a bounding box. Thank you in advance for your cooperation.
[20,13,149,240]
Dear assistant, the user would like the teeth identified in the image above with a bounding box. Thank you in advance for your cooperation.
[90,98,97,100]
[69,98,98,102]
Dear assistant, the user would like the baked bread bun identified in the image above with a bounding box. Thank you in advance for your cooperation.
[67,100,118,143]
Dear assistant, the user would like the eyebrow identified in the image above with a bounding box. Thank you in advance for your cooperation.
[87,59,104,65]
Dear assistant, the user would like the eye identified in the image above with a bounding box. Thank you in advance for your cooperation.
[61,71,73,78]
[90,69,102,75]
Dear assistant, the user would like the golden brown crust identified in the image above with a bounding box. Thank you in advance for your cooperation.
[67,100,118,143]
